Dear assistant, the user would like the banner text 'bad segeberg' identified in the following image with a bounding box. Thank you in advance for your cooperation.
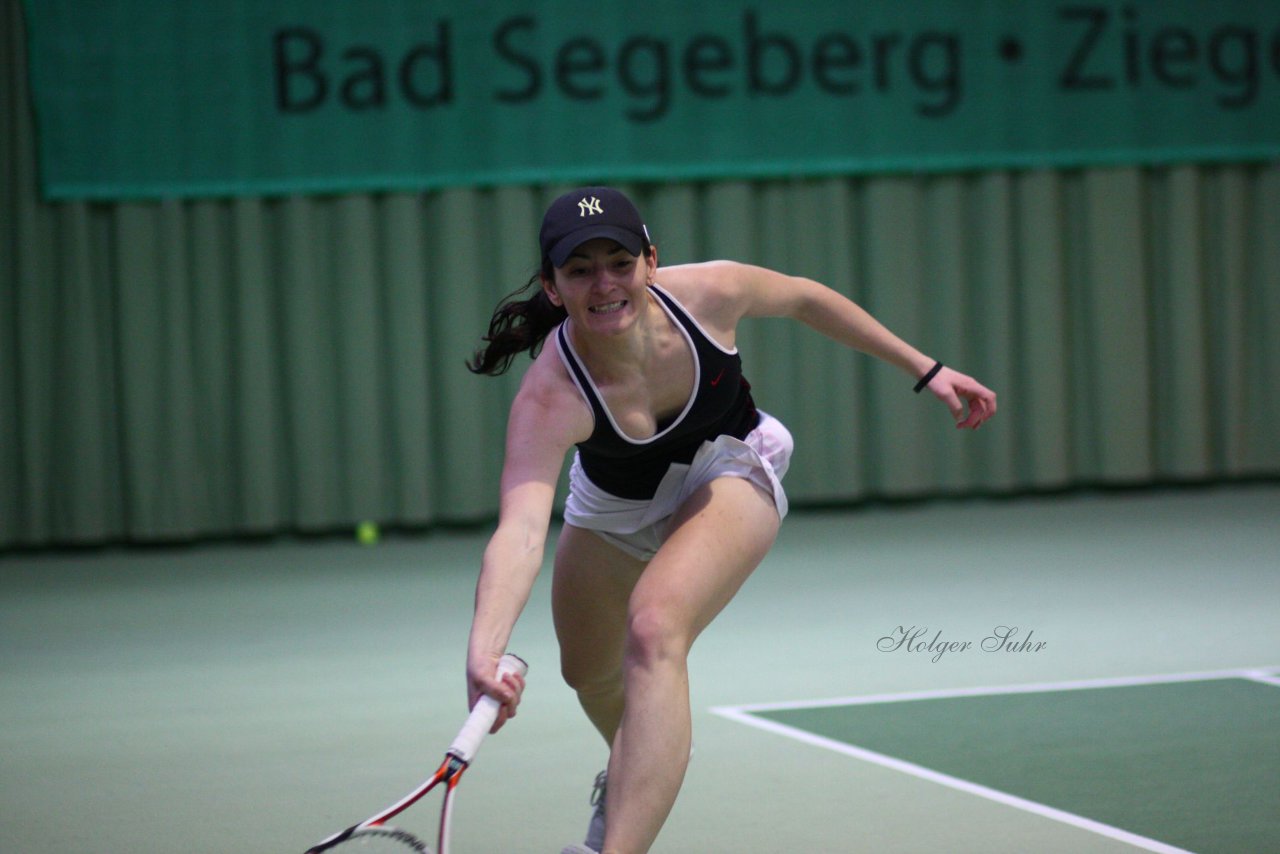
[272,7,1280,123]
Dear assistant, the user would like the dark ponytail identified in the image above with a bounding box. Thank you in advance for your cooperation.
[468,260,565,376]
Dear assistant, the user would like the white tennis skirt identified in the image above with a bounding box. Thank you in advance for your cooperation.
[562,411,793,561]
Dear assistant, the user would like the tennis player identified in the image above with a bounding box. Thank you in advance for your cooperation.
[465,187,996,854]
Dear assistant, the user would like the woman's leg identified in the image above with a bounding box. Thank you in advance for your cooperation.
[552,523,648,745]
[603,476,781,854]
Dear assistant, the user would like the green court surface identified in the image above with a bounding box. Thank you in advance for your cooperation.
[2,484,1278,852]
[721,673,1280,854]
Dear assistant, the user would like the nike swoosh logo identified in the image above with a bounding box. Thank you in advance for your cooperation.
[709,368,726,387]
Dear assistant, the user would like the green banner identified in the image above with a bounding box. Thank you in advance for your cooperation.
[23,0,1280,200]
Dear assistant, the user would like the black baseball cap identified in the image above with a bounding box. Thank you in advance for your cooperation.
[539,187,651,268]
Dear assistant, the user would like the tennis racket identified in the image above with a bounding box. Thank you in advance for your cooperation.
[305,653,528,853]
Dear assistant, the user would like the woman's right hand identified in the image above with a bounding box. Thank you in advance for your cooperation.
[466,651,526,734]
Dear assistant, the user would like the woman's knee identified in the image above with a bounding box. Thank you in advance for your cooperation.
[623,600,692,671]
[560,639,625,697]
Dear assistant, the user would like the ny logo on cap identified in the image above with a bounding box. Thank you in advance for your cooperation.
[578,196,604,217]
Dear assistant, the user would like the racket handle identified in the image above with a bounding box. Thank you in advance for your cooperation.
[449,653,528,763]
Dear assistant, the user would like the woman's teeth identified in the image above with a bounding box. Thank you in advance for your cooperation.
[590,301,626,314]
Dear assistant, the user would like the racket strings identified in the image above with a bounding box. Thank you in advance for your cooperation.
[326,826,432,852]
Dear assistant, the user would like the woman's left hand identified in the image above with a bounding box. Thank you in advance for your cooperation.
[925,366,997,430]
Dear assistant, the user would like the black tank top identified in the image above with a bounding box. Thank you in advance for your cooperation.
[555,284,759,500]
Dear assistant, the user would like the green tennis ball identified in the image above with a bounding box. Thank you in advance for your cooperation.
[356,521,380,545]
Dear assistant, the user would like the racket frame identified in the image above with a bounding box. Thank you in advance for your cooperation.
[305,653,527,854]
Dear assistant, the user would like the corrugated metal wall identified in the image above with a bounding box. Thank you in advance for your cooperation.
[3,0,1278,549]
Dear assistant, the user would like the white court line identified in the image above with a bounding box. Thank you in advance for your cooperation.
[714,665,1280,714]
[709,666,1280,853]
[711,706,1196,854]
[1241,668,1280,688]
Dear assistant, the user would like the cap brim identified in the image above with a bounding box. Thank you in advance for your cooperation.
[548,226,645,268]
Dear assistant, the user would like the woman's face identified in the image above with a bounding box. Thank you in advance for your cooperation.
[543,238,657,335]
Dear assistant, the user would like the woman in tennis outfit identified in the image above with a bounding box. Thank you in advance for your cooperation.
[465,187,996,854]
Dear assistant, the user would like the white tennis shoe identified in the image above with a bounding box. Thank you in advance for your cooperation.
[585,770,607,850]
[563,745,692,853]
[560,769,606,854]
